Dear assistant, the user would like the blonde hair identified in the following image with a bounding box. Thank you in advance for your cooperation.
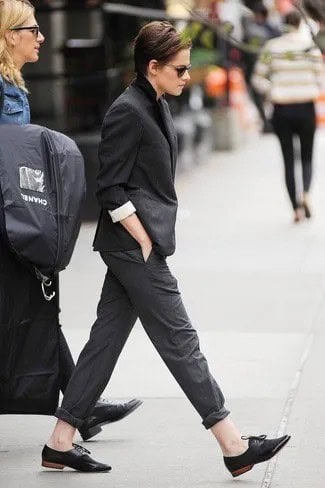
[0,0,34,90]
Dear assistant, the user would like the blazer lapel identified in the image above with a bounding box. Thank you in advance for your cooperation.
[158,98,177,177]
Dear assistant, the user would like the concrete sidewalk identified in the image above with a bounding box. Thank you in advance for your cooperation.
[1,130,325,487]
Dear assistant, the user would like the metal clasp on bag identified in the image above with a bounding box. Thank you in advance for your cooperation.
[41,278,56,302]
[34,268,56,301]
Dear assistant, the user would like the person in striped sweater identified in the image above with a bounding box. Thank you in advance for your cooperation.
[252,10,324,223]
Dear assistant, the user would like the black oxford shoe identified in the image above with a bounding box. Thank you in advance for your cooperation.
[224,434,291,478]
[79,398,143,441]
[41,444,111,472]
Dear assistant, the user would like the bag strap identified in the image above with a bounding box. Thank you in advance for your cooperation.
[295,4,325,53]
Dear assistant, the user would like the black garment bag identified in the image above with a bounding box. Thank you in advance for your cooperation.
[0,124,85,414]
[0,124,85,296]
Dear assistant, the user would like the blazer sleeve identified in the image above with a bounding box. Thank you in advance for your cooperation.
[96,102,143,222]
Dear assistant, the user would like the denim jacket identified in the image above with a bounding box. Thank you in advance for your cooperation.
[0,74,30,125]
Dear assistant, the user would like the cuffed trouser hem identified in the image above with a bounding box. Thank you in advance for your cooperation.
[202,407,230,429]
[55,407,84,429]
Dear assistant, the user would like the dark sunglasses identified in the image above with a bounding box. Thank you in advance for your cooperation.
[165,64,192,78]
[9,25,40,38]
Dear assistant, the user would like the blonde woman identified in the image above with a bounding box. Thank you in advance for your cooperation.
[0,0,141,441]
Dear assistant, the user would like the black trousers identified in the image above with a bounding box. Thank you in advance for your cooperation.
[58,329,76,393]
[272,102,316,210]
[56,249,229,429]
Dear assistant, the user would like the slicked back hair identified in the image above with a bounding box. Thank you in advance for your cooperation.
[134,21,192,75]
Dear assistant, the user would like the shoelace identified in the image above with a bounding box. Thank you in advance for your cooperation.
[241,435,267,442]
[98,398,115,405]
[72,443,91,455]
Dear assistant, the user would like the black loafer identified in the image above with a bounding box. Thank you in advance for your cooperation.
[41,443,111,472]
[224,434,291,478]
[79,398,143,441]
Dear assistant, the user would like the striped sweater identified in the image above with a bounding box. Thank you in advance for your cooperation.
[252,29,324,104]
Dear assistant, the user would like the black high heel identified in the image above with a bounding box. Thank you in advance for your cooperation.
[303,201,312,219]
[223,434,291,478]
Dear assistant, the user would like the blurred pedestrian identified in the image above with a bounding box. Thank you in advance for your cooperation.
[252,10,324,222]
[0,0,141,440]
[42,21,290,475]
[242,2,281,132]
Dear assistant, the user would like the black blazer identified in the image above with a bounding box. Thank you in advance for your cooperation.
[93,75,178,256]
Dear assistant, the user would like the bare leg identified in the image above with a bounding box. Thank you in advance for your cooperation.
[47,420,76,451]
[211,417,248,456]
[47,415,248,457]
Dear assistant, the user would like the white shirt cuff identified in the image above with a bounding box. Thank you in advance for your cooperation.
[108,201,136,223]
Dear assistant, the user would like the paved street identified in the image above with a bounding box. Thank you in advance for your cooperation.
[1,129,325,487]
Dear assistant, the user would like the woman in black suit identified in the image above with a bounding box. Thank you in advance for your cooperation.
[42,21,290,476]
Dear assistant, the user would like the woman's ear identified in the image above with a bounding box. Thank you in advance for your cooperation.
[147,59,159,77]
[4,30,16,47]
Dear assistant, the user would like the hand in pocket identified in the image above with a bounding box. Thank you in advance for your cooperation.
[141,243,153,263]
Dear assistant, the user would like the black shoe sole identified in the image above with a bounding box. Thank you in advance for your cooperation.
[81,424,103,441]
[230,435,291,478]
[81,399,143,441]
